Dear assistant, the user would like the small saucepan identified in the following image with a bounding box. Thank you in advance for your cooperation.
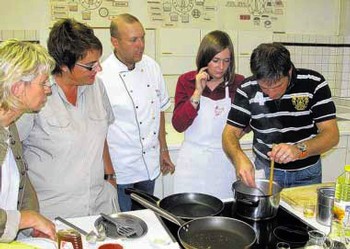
[125,188,224,220]
[130,193,256,249]
[232,179,283,220]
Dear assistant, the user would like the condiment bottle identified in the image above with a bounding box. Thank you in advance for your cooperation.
[57,229,83,249]
[328,165,350,248]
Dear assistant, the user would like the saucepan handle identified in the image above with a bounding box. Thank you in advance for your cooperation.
[130,193,186,227]
[236,198,260,207]
[125,188,160,204]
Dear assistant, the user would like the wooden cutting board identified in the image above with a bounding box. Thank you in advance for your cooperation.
[280,182,335,211]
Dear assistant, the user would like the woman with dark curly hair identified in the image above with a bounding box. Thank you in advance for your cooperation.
[17,19,119,219]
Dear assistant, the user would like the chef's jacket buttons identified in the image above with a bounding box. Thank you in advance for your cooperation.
[16,155,21,160]
[10,140,15,145]
[143,151,146,154]
[122,74,126,77]
[135,106,138,109]
[130,90,133,93]
[140,121,142,124]
[19,185,23,190]
[142,137,145,140]
[147,84,150,87]
[21,171,25,175]
[151,100,154,104]
[153,132,156,135]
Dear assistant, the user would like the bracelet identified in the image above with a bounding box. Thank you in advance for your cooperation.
[104,174,116,180]
[190,97,200,105]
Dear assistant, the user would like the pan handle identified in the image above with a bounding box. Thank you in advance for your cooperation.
[130,193,186,227]
[125,188,160,204]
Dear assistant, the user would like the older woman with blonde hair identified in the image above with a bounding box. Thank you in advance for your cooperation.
[0,39,56,242]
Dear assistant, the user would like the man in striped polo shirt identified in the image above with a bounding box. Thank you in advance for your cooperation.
[222,42,339,188]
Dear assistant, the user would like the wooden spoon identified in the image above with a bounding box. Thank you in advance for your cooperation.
[268,159,275,195]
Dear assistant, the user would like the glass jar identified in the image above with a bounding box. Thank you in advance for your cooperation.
[304,230,333,249]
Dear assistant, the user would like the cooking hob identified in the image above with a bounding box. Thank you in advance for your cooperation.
[158,201,312,249]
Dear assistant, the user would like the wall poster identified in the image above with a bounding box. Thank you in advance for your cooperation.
[49,0,130,27]
[146,0,286,31]
[222,0,286,31]
[147,0,218,28]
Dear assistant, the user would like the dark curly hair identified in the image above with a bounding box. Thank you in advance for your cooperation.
[48,18,102,75]
[250,42,292,84]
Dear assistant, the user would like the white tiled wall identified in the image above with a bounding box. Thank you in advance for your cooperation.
[273,33,350,98]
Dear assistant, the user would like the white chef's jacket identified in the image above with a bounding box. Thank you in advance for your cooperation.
[97,54,171,184]
[16,78,118,219]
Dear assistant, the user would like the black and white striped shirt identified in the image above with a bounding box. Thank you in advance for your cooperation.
[227,68,336,170]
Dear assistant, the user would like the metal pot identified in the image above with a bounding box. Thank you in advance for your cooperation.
[316,187,335,226]
[232,179,283,220]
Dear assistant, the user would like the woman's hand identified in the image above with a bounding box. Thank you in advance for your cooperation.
[194,67,211,96]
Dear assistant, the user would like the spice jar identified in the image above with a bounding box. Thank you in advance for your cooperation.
[57,229,83,249]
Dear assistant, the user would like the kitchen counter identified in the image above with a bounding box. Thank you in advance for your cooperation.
[55,201,329,249]
[280,200,330,235]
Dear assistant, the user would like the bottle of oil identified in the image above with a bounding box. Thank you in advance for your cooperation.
[328,165,350,248]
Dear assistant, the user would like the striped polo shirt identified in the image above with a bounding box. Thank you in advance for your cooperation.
[227,67,336,170]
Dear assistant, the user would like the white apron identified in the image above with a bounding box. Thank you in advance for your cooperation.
[174,85,236,199]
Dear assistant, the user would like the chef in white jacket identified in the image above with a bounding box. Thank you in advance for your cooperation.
[97,13,175,212]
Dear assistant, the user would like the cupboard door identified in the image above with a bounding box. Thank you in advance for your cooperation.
[158,28,200,56]
[321,135,347,182]
[237,31,273,77]
[158,28,200,75]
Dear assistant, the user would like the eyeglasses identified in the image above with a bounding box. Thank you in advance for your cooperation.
[21,77,52,88]
[75,61,100,71]
[40,80,52,88]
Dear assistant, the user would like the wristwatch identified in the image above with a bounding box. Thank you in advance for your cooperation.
[190,97,200,105]
[104,174,116,180]
[296,143,307,159]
